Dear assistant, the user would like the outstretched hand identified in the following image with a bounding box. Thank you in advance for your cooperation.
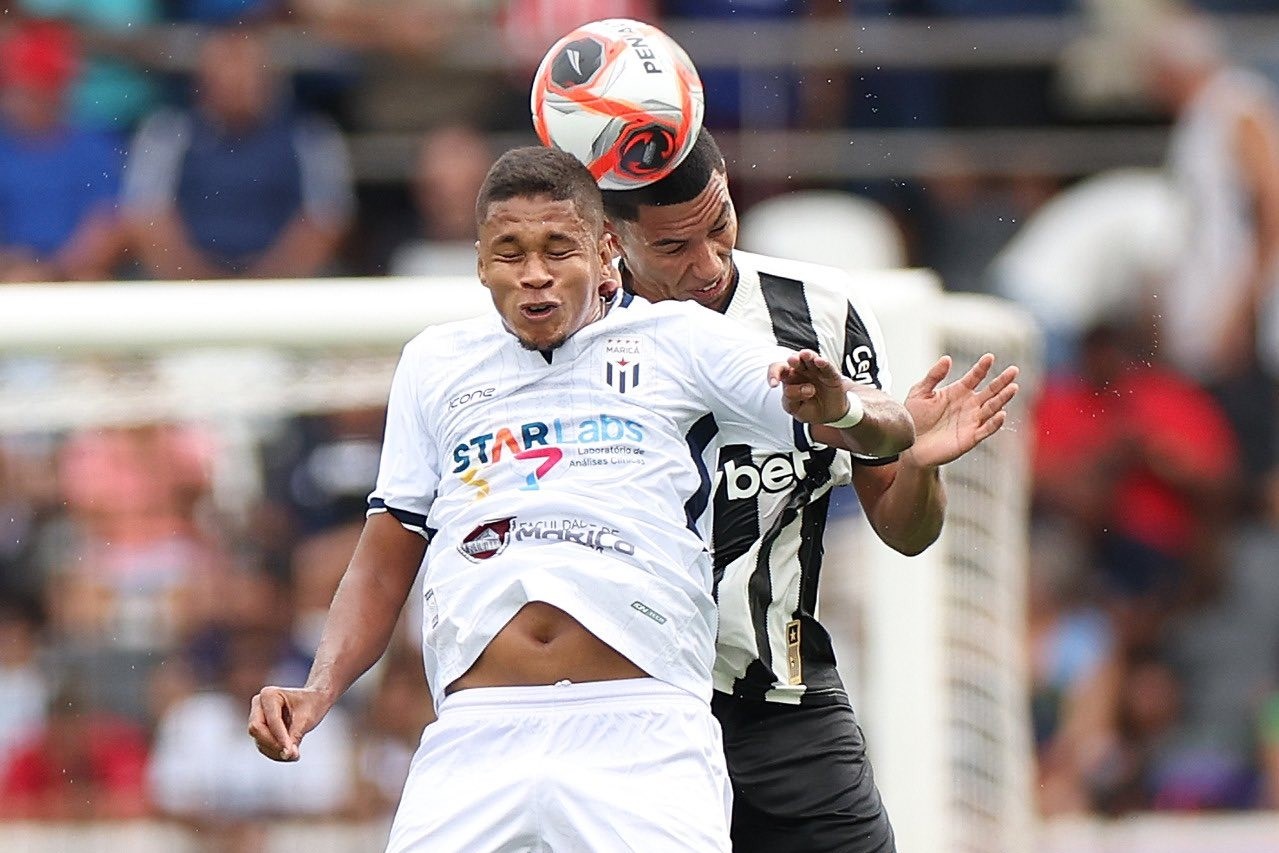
[248,685,330,763]
[904,353,1018,469]
[769,349,851,425]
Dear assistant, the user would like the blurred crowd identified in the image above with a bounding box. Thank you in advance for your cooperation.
[1,0,1279,838]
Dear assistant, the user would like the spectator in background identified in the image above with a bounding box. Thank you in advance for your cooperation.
[170,0,281,23]
[1262,688,1279,808]
[0,21,125,282]
[350,648,434,817]
[990,168,1181,373]
[124,27,353,280]
[0,685,149,820]
[0,602,50,773]
[657,0,792,129]
[45,423,227,719]
[1142,10,1279,504]
[17,0,161,132]
[0,437,60,607]
[1087,653,1185,815]
[498,0,658,74]
[256,408,383,546]
[914,146,1057,294]
[1034,323,1239,603]
[293,0,457,56]
[149,631,355,824]
[390,124,493,277]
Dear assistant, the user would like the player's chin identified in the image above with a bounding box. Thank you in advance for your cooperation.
[516,327,569,352]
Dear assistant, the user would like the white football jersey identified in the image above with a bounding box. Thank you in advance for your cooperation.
[369,292,809,709]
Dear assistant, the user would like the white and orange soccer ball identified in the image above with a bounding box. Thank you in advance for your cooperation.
[531,19,704,191]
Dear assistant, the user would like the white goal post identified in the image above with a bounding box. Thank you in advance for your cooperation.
[1,272,1040,853]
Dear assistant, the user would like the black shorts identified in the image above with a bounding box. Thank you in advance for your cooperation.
[712,690,896,853]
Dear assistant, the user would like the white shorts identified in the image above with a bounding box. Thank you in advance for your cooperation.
[384,678,732,853]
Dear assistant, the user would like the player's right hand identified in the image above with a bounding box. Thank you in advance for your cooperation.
[248,685,330,762]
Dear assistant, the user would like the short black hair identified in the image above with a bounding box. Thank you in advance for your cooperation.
[601,127,726,222]
[475,146,604,234]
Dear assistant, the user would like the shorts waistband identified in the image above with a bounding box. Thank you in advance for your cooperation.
[438,677,704,715]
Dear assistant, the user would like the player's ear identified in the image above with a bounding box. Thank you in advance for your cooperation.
[598,238,620,297]
[597,232,614,268]
[604,220,627,262]
[475,244,489,289]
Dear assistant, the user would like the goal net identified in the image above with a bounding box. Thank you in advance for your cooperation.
[1,272,1039,853]
[834,271,1041,853]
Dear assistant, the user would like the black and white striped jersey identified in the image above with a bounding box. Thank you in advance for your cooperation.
[712,249,893,705]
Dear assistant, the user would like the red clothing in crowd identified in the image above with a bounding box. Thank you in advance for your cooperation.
[1035,363,1239,555]
[0,715,150,820]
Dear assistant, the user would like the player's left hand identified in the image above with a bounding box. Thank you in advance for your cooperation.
[904,353,1019,469]
[769,349,850,424]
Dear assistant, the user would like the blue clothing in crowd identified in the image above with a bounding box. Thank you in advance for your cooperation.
[0,123,122,257]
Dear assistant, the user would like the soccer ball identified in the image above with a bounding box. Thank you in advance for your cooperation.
[531,19,704,191]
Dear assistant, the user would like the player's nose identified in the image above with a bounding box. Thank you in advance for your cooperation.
[519,254,554,288]
[690,240,725,282]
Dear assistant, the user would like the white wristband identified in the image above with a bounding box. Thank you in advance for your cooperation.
[823,389,865,429]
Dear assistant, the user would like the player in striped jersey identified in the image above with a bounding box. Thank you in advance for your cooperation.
[600,128,1019,853]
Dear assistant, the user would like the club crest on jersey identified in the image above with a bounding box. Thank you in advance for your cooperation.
[458,516,514,562]
[603,336,642,393]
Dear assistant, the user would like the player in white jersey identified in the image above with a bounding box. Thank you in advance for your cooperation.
[247,146,916,852]
[595,128,1019,853]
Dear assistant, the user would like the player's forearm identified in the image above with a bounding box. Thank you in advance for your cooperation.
[865,450,946,556]
[810,383,915,459]
[304,515,425,706]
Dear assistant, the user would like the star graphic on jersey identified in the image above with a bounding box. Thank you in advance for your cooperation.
[617,358,629,367]
[460,468,490,500]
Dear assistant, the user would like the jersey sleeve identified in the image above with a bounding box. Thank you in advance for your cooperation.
[367,344,440,538]
[685,309,810,454]
[840,286,892,393]
[840,284,898,466]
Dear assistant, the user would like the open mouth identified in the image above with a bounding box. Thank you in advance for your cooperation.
[693,273,729,299]
[520,302,558,320]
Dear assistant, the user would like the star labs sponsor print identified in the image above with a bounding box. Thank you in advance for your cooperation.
[452,414,647,496]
